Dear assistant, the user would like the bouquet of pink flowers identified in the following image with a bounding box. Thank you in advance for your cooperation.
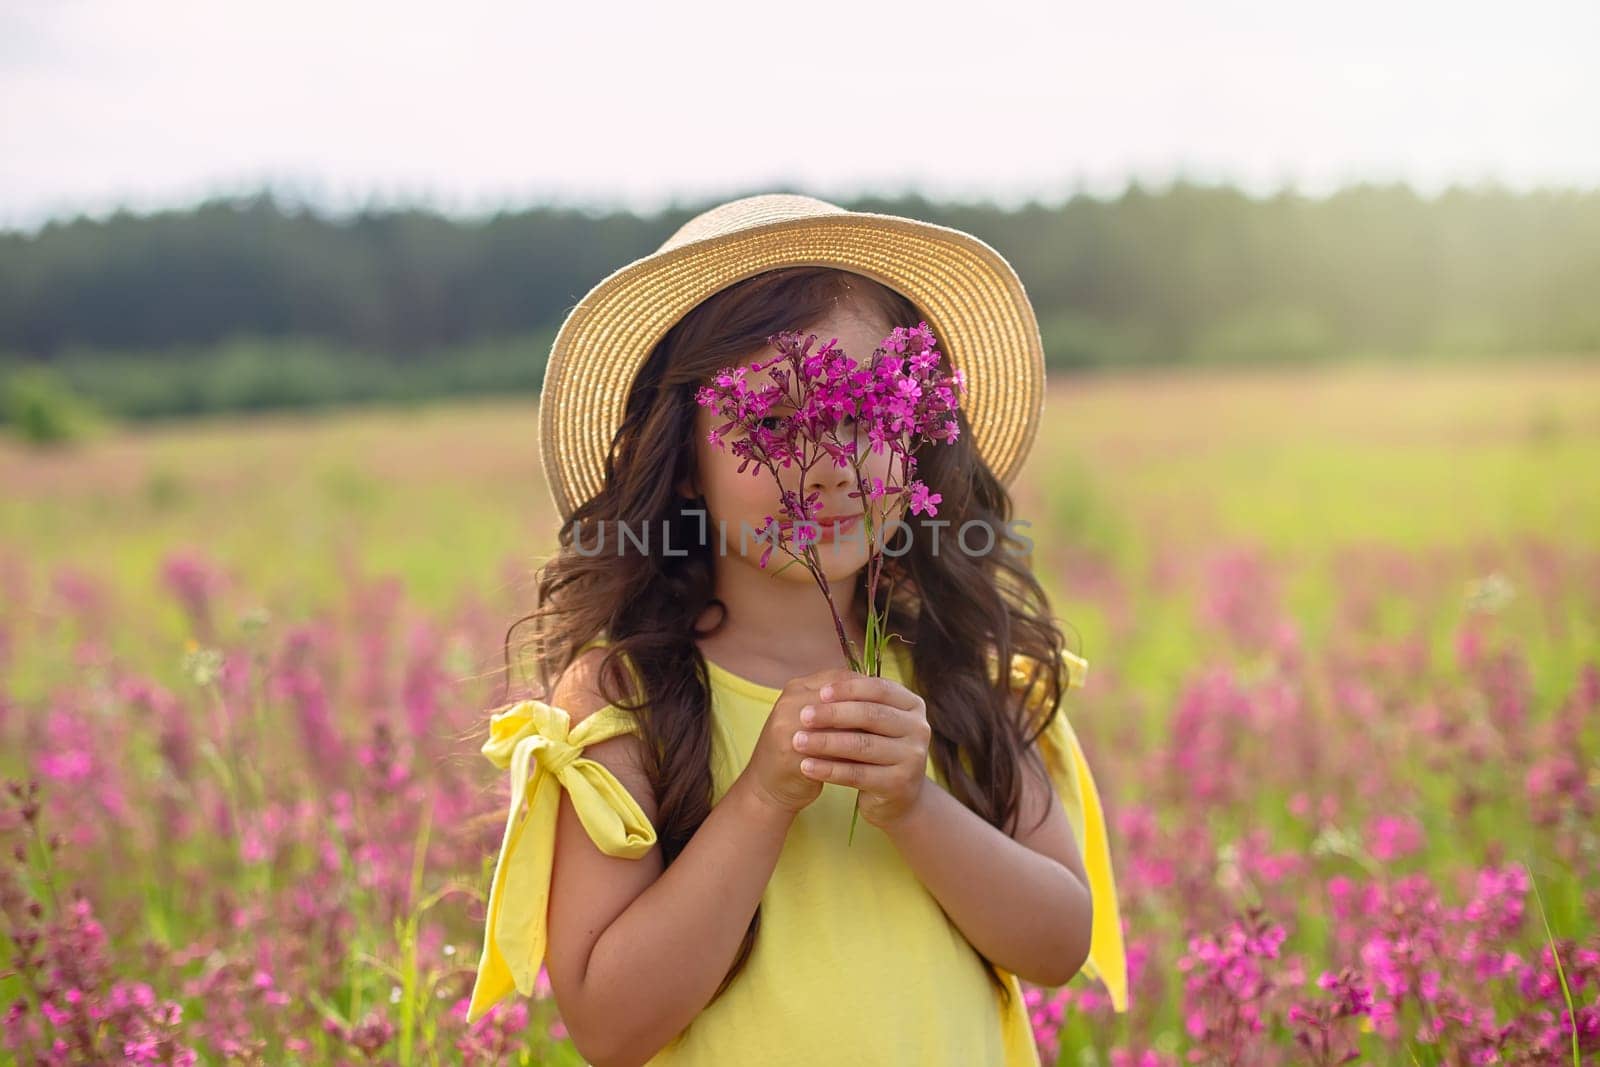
[695,322,965,842]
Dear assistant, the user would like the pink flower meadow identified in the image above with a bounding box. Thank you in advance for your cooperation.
[1,529,1596,1063]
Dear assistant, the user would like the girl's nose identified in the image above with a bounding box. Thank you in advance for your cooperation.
[805,458,853,496]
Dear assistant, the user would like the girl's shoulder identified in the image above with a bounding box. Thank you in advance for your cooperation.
[1007,645,1090,706]
[890,639,1088,712]
[568,633,648,710]
[972,643,1090,713]
[553,644,633,725]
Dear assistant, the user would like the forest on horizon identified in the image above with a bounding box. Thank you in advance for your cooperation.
[3,180,1597,423]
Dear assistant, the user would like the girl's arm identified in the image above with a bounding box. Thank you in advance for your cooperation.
[542,649,797,1067]
[882,750,1093,987]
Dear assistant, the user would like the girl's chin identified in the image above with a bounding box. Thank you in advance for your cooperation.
[753,545,871,580]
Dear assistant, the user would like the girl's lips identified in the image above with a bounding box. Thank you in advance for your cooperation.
[781,514,862,539]
[816,514,860,538]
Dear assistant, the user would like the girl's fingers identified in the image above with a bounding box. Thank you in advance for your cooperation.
[800,699,911,736]
[817,675,922,712]
[798,756,905,790]
[792,727,904,765]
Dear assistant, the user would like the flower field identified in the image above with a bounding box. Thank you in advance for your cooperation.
[1,358,1597,1065]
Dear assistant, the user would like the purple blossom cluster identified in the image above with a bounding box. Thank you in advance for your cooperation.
[694,321,963,571]
[2,782,196,1065]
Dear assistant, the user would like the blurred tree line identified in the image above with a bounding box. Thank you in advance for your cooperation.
[1,181,1597,424]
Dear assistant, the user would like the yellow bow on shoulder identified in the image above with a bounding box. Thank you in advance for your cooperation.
[465,698,657,1024]
[1003,647,1130,1013]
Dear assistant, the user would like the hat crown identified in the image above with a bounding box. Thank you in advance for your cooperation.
[659,193,849,254]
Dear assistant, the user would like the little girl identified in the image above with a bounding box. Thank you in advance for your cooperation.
[467,193,1126,1066]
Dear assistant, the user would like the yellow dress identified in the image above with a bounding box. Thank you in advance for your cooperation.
[466,637,1127,1064]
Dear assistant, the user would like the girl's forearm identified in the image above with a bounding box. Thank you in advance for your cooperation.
[572,775,795,1067]
[882,782,1092,987]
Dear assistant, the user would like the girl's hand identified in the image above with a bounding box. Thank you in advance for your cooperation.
[790,671,932,831]
[736,667,860,818]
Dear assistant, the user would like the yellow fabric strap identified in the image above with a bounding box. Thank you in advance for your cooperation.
[465,698,657,1024]
[1007,648,1130,1013]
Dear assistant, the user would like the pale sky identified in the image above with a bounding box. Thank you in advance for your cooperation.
[3,0,1597,230]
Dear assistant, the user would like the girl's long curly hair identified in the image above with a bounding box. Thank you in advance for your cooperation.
[500,265,1077,1008]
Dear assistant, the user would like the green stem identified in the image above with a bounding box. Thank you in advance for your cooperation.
[1527,860,1581,1067]
[397,805,432,1066]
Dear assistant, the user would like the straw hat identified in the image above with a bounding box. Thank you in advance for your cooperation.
[537,192,1047,522]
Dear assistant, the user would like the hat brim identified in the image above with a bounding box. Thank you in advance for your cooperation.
[538,210,1046,523]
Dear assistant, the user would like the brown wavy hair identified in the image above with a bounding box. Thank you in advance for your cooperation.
[500,265,1078,1009]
